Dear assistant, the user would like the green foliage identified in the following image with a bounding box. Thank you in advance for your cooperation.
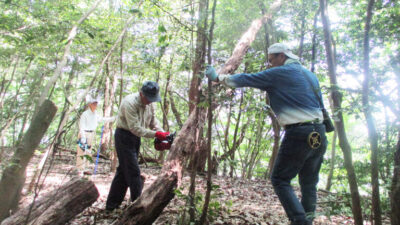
[319,192,353,218]
[0,0,400,220]
[173,184,231,223]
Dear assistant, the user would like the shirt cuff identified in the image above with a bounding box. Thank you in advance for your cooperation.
[148,130,157,138]
[219,74,238,87]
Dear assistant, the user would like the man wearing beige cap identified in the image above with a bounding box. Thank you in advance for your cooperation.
[106,81,171,211]
[206,43,328,225]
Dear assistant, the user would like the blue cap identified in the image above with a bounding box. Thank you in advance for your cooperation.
[141,81,161,102]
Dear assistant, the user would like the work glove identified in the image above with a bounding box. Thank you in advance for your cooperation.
[155,142,171,151]
[205,65,218,81]
[155,143,166,151]
[160,142,171,150]
[155,143,164,151]
[155,131,170,141]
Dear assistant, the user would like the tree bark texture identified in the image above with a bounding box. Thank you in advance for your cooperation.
[297,0,306,59]
[310,7,320,73]
[229,91,244,178]
[28,57,78,194]
[361,0,381,224]
[169,91,183,128]
[199,0,217,221]
[391,56,400,225]
[101,61,117,156]
[1,177,99,225]
[325,130,337,191]
[246,111,266,179]
[114,3,283,223]
[0,100,57,222]
[218,1,282,75]
[391,131,400,225]
[159,57,173,163]
[319,0,363,224]
[188,2,209,220]
[188,0,208,113]
[0,55,19,111]
[265,93,281,178]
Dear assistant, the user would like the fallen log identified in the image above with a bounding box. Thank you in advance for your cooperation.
[114,172,178,225]
[1,177,99,225]
[0,100,57,221]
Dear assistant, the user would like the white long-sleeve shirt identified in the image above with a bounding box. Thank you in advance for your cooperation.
[79,109,115,138]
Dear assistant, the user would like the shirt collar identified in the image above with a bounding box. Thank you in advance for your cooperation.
[284,58,301,65]
[136,93,146,108]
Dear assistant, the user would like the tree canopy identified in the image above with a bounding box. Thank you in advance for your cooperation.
[0,0,400,224]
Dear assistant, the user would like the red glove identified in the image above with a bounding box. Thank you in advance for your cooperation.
[160,142,171,150]
[155,142,171,151]
[155,131,170,141]
[155,143,165,151]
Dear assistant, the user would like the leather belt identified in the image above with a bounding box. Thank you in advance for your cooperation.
[285,122,320,130]
[84,130,94,132]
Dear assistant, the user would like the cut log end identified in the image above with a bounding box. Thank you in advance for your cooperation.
[1,177,99,225]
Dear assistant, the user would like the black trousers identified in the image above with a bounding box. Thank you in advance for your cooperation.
[106,128,142,210]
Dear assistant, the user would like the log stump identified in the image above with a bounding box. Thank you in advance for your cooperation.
[1,177,99,225]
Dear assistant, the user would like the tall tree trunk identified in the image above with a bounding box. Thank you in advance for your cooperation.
[298,0,306,59]
[392,131,400,225]
[115,3,284,223]
[218,93,248,170]
[158,56,173,163]
[326,130,337,191]
[229,91,244,178]
[169,91,183,128]
[311,7,320,73]
[265,88,281,179]
[27,57,78,194]
[199,0,217,221]
[0,55,19,110]
[361,0,381,224]
[319,0,363,224]
[247,111,266,179]
[0,100,57,222]
[188,0,209,221]
[188,0,208,113]
[112,34,126,173]
[390,56,400,225]
[101,60,114,157]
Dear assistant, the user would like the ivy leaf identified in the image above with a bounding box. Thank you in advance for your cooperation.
[158,24,167,33]
[129,9,141,14]
[87,32,95,39]
[158,35,167,44]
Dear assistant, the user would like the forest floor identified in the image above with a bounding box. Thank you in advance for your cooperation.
[12,148,378,225]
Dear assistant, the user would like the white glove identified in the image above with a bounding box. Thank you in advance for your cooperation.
[80,137,87,144]
[84,147,91,154]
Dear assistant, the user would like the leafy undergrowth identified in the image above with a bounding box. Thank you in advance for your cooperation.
[17,149,370,224]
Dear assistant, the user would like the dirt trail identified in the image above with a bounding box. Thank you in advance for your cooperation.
[16,149,358,225]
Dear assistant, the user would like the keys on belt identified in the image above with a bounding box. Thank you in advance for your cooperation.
[284,121,322,149]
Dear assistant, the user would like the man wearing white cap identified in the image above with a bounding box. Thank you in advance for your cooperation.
[77,96,115,175]
[206,43,328,225]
